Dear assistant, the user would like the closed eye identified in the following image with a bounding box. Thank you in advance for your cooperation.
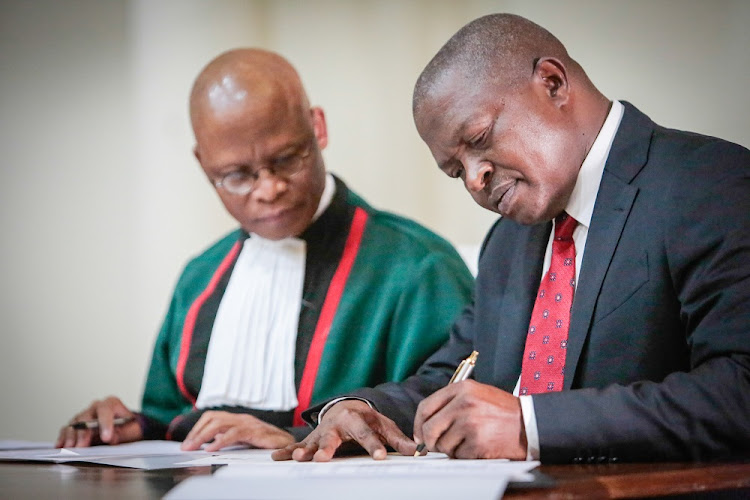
[468,119,496,149]
[224,169,256,183]
[469,131,487,148]
[270,153,296,169]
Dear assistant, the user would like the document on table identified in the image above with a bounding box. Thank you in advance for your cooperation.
[166,450,539,499]
[178,449,537,479]
[0,440,212,469]
[166,476,510,500]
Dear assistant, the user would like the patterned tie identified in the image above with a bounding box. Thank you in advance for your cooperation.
[519,212,578,395]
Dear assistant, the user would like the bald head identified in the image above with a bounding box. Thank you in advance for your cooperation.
[188,48,328,240]
[411,14,610,225]
[190,48,310,136]
[414,14,583,115]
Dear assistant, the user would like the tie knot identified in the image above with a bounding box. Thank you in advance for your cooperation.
[554,212,577,241]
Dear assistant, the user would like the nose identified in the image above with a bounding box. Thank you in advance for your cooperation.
[464,160,493,193]
[251,169,288,202]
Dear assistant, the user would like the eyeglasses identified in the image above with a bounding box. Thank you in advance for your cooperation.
[213,141,313,196]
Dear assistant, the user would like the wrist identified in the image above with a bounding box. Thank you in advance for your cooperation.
[317,397,374,423]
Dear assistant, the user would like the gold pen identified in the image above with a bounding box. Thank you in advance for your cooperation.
[414,350,479,456]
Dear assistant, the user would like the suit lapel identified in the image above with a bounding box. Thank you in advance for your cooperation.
[492,221,550,390]
[564,102,653,390]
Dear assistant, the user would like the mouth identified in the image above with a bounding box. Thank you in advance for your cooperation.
[490,180,517,214]
[254,206,296,224]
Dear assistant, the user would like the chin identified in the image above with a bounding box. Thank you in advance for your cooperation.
[248,226,297,240]
[247,217,312,240]
[504,206,549,226]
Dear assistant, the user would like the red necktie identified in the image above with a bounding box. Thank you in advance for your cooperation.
[519,212,577,395]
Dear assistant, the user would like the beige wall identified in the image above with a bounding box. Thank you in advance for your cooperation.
[1,0,748,440]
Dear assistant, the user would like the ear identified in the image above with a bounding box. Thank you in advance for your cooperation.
[193,146,215,184]
[310,106,328,150]
[533,57,569,103]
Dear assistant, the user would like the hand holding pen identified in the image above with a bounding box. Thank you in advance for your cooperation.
[414,351,478,456]
[411,349,528,460]
[273,348,527,462]
[55,396,142,448]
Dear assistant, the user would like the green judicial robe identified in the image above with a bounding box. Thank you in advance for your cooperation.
[138,177,474,440]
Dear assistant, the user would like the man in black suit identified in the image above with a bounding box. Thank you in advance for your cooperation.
[273,13,750,463]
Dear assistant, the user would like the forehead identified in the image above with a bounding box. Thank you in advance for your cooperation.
[197,96,308,151]
[415,80,501,149]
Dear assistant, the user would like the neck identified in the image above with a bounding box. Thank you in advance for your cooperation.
[576,92,612,165]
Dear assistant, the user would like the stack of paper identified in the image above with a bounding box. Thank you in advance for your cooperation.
[166,450,539,499]
[0,440,211,469]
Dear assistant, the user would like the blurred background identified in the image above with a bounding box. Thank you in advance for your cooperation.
[1,0,749,440]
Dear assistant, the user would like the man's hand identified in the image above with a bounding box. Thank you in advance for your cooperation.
[180,411,295,451]
[55,396,142,448]
[271,400,416,462]
[413,380,527,459]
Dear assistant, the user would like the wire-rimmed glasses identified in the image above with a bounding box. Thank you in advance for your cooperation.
[213,140,313,196]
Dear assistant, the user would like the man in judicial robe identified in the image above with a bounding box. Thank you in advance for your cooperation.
[56,49,473,450]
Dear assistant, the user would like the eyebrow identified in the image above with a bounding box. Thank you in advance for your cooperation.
[219,137,309,172]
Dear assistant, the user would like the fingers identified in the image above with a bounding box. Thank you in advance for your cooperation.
[199,420,294,452]
[415,382,527,460]
[419,396,464,453]
[182,412,295,451]
[353,428,388,460]
[95,396,134,445]
[60,408,96,448]
[377,414,418,457]
[181,411,226,451]
[272,441,316,461]
[181,413,211,450]
[311,407,412,461]
[273,401,406,463]
[432,419,463,457]
[413,383,458,447]
[310,429,344,462]
[54,428,65,448]
[58,396,136,448]
[250,426,295,450]
[276,399,417,463]
[203,430,235,452]
[56,423,91,448]
[293,442,319,461]
[95,401,116,443]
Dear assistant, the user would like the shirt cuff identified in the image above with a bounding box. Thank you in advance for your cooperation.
[519,395,540,461]
[315,397,375,424]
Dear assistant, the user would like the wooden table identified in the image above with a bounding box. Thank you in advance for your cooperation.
[0,460,748,499]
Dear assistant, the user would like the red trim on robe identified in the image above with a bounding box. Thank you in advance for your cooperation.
[175,240,242,405]
[293,207,369,426]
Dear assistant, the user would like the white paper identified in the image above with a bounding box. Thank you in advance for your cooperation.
[180,449,538,480]
[38,440,185,457]
[165,476,509,500]
[0,440,211,469]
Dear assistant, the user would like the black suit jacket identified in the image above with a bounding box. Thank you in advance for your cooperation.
[305,103,750,463]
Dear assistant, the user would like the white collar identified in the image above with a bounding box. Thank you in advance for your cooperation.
[564,100,624,228]
[312,173,336,222]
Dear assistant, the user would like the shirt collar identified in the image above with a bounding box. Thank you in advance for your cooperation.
[312,172,336,222]
[564,100,624,228]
